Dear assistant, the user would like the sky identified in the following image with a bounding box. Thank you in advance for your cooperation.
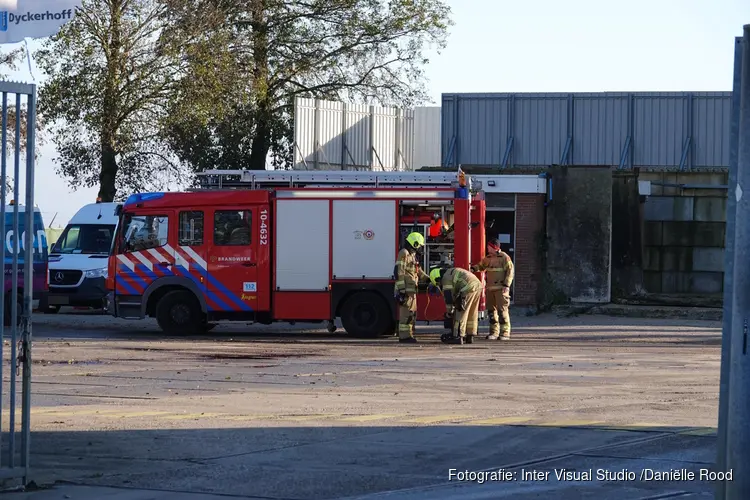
[2,0,749,228]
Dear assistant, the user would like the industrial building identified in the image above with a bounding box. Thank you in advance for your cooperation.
[440,92,731,170]
[292,92,733,307]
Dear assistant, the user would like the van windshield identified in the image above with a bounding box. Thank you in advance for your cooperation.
[52,224,116,255]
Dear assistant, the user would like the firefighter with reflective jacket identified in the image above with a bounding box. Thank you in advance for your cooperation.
[472,238,514,340]
[394,232,430,343]
[429,266,483,344]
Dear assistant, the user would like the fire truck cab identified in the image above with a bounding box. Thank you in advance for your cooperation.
[106,170,487,337]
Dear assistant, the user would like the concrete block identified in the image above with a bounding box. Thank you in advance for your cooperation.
[661,247,693,272]
[644,197,674,221]
[676,172,721,185]
[661,271,724,294]
[643,222,663,246]
[684,188,728,198]
[644,197,695,222]
[660,272,677,293]
[672,197,694,221]
[662,222,725,247]
[694,197,726,222]
[643,247,661,271]
[691,272,724,294]
[639,172,662,182]
[546,165,612,303]
[692,247,724,272]
[643,271,662,293]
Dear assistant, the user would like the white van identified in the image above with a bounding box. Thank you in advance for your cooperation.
[39,201,120,313]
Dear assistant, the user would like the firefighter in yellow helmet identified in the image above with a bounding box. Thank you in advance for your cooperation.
[429,265,482,344]
[471,238,514,340]
[393,231,430,343]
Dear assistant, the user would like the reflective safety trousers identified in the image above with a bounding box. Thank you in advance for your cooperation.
[474,251,514,291]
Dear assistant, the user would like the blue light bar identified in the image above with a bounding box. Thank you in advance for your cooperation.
[124,192,165,206]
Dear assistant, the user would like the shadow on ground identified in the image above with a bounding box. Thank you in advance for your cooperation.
[1,423,720,499]
[30,311,721,347]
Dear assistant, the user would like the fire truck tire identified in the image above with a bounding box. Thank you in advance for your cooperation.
[155,290,204,335]
[339,292,391,338]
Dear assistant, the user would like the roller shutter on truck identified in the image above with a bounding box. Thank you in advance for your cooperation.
[274,199,330,291]
[331,200,397,279]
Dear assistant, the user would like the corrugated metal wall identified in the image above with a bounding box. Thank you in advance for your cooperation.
[413,107,441,168]
[441,92,732,170]
[293,97,440,171]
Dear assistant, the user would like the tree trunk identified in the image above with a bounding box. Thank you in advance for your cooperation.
[98,0,123,201]
[248,0,270,171]
[98,136,118,202]
[248,115,271,170]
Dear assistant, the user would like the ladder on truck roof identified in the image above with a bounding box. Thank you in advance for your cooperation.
[195,169,482,191]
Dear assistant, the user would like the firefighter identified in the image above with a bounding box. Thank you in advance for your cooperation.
[428,212,447,239]
[471,238,514,340]
[394,231,429,343]
[429,265,482,344]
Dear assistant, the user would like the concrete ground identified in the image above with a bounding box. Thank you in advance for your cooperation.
[0,310,723,499]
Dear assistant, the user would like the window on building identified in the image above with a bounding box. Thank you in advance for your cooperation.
[122,214,169,253]
[178,211,204,246]
[214,210,252,246]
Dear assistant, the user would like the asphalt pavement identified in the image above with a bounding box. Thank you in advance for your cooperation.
[0,309,724,499]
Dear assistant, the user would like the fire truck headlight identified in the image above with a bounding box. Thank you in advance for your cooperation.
[85,267,108,279]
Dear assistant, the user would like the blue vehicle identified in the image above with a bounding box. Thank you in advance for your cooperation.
[2,202,48,326]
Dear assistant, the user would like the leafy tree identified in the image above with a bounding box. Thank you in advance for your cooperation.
[163,0,452,172]
[34,0,225,202]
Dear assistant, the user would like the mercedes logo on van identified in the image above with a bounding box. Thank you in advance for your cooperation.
[54,272,64,283]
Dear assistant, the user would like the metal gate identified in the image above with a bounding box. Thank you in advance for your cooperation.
[0,80,38,487]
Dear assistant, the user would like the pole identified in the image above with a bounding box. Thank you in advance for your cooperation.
[8,92,21,468]
[21,86,37,482]
[716,34,744,499]
[725,23,750,499]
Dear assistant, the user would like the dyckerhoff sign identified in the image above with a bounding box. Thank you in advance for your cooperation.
[0,1,82,44]
[0,9,75,30]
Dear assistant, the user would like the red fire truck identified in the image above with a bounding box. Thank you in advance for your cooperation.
[105,170,487,337]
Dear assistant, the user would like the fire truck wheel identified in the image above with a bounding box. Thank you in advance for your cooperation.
[340,292,391,338]
[156,290,204,335]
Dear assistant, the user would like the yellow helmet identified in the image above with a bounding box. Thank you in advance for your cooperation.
[405,231,425,250]
[429,267,442,287]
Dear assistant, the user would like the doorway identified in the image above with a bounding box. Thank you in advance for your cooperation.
[485,209,516,300]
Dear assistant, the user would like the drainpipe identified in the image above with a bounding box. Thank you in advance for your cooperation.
[538,171,552,309]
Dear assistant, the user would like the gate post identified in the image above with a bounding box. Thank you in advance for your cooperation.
[0,80,39,488]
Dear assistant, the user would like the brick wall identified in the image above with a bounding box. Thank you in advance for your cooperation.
[514,194,545,306]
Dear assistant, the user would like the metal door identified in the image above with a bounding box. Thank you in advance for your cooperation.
[0,81,38,486]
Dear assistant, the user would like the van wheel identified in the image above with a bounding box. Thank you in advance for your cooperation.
[3,293,23,327]
[340,292,392,338]
[155,290,203,335]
